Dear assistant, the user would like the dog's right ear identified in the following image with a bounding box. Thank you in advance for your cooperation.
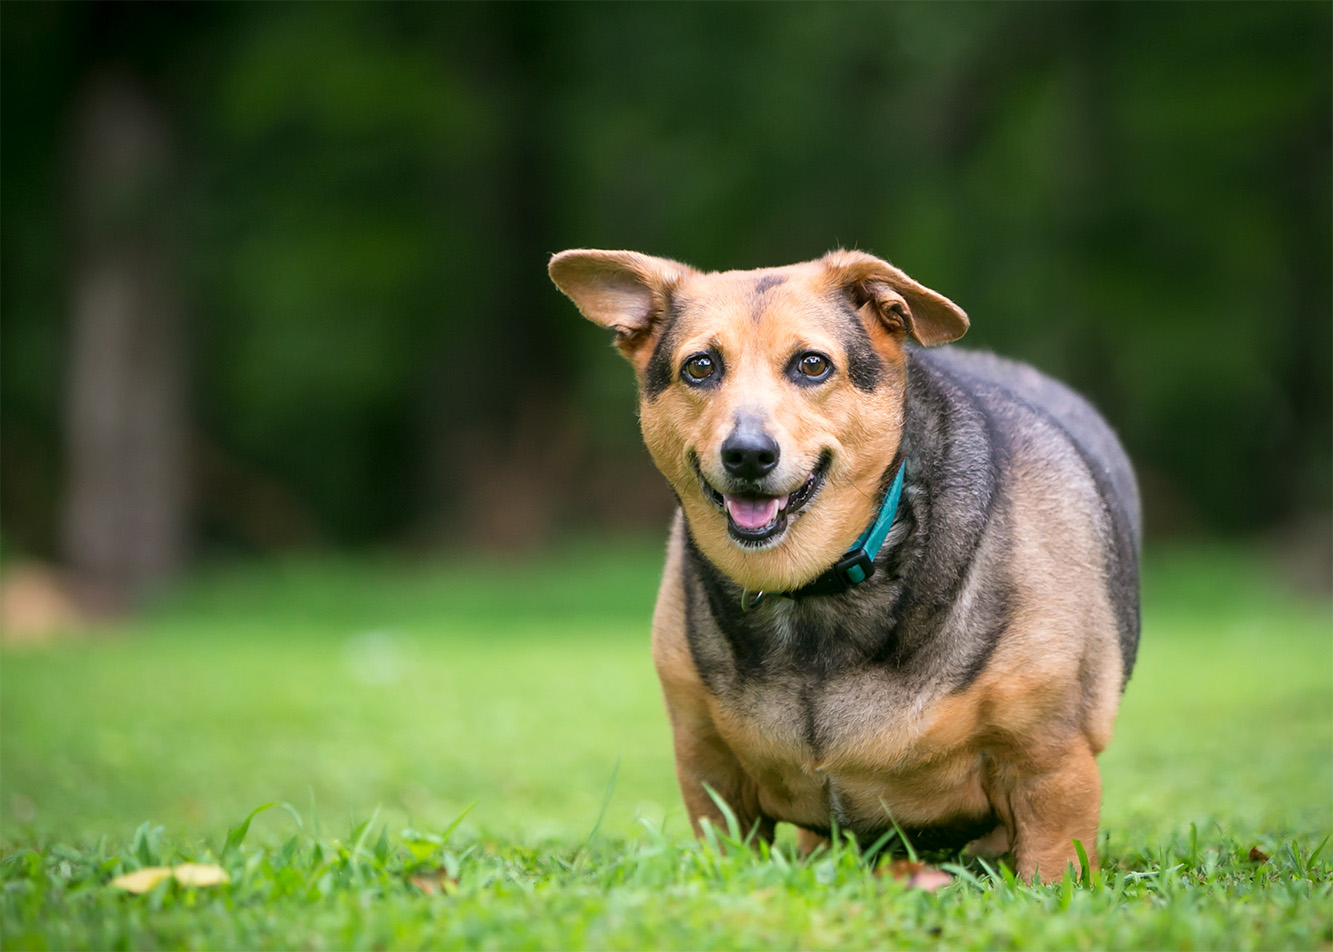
[819,249,968,347]
[548,249,696,364]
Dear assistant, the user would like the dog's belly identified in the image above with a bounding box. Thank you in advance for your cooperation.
[750,751,994,845]
[714,674,995,841]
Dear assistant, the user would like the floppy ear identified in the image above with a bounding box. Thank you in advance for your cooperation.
[548,249,697,362]
[820,249,968,347]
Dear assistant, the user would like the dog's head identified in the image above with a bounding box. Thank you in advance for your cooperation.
[549,249,967,591]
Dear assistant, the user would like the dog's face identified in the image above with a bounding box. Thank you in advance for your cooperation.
[550,249,967,591]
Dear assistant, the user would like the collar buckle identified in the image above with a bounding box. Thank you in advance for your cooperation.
[832,549,876,588]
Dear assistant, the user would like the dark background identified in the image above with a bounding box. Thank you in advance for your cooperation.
[3,2,1329,605]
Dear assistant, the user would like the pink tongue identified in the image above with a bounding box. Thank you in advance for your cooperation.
[724,495,787,530]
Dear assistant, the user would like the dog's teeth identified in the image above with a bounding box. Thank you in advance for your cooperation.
[777,493,791,512]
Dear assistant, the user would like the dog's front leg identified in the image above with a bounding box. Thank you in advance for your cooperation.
[988,739,1102,883]
[652,552,772,847]
[664,699,773,847]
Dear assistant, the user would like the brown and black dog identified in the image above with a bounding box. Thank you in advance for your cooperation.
[549,248,1140,882]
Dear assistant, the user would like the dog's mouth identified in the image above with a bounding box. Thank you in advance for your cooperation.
[695,452,831,547]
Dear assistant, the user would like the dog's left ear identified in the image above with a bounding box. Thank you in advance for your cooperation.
[821,249,968,347]
[548,249,697,364]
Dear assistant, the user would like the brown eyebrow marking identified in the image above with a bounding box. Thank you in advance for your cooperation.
[643,297,685,399]
[751,274,786,322]
[836,300,884,392]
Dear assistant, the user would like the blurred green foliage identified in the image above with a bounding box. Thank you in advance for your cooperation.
[2,3,1329,554]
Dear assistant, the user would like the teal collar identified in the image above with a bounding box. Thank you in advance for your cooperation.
[742,458,906,609]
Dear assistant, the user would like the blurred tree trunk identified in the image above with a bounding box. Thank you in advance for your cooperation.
[61,68,187,610]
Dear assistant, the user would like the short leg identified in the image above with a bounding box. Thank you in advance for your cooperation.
[651,543,772,847]
[666,701,772,846]
[988,740,1101,883]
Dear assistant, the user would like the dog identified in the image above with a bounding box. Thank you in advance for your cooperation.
[548,248,1140,882]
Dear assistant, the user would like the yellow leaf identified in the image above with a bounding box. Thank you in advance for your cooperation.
[172,863,231,887]
[110,863,232,892]
[110,866,173,893]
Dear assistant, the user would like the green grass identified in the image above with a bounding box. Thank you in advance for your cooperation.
[2,540,1330,950]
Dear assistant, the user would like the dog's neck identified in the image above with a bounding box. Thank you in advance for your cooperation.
[739,451,908,610]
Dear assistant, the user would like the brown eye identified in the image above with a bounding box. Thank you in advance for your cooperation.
[682,354,716,383]
[798,353,830,379]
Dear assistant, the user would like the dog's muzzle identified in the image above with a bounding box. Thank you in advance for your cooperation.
[694,452,831,547]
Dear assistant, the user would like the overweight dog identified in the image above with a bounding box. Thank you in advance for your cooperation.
[549,248,1140,882]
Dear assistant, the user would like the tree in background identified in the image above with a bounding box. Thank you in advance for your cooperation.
[1,3,1328,605]
[63,67,186,607]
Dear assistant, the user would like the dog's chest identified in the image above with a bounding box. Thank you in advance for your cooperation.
[715,666,985,832]
[692,596,990,832]
[718,660,918,768]
[692,594,915,754]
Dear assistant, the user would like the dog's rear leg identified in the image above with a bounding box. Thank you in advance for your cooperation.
[796,828,831,856]
[989,739,1101,883]
[964,824,1011,858]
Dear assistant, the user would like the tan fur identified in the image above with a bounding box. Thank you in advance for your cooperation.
[554,248,1124,883]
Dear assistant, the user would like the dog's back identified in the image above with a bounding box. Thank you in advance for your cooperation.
[913,346,1141,679]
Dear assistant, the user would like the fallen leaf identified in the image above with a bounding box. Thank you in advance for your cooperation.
[111,867,173,893]
[1248,846,1270,863]
[112,863,232,892]
[409,867,459,896]
[877,858,954,891]
[907,867,954,892]
[172,863,231,887]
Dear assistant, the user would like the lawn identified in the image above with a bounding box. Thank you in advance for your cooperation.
[2,540,1330,950]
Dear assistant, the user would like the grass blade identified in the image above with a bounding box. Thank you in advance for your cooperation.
[350,805,381,864]
[222,803,275,860]
[439,802,477,845]
[701,783,743,843]
[877,801,918,863]
[577,756,621,859]
[1073,838,1092,889]
[1307,834,1329,868]
[278,802,304,833]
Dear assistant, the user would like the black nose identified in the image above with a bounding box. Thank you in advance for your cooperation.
[721,424,780,481]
